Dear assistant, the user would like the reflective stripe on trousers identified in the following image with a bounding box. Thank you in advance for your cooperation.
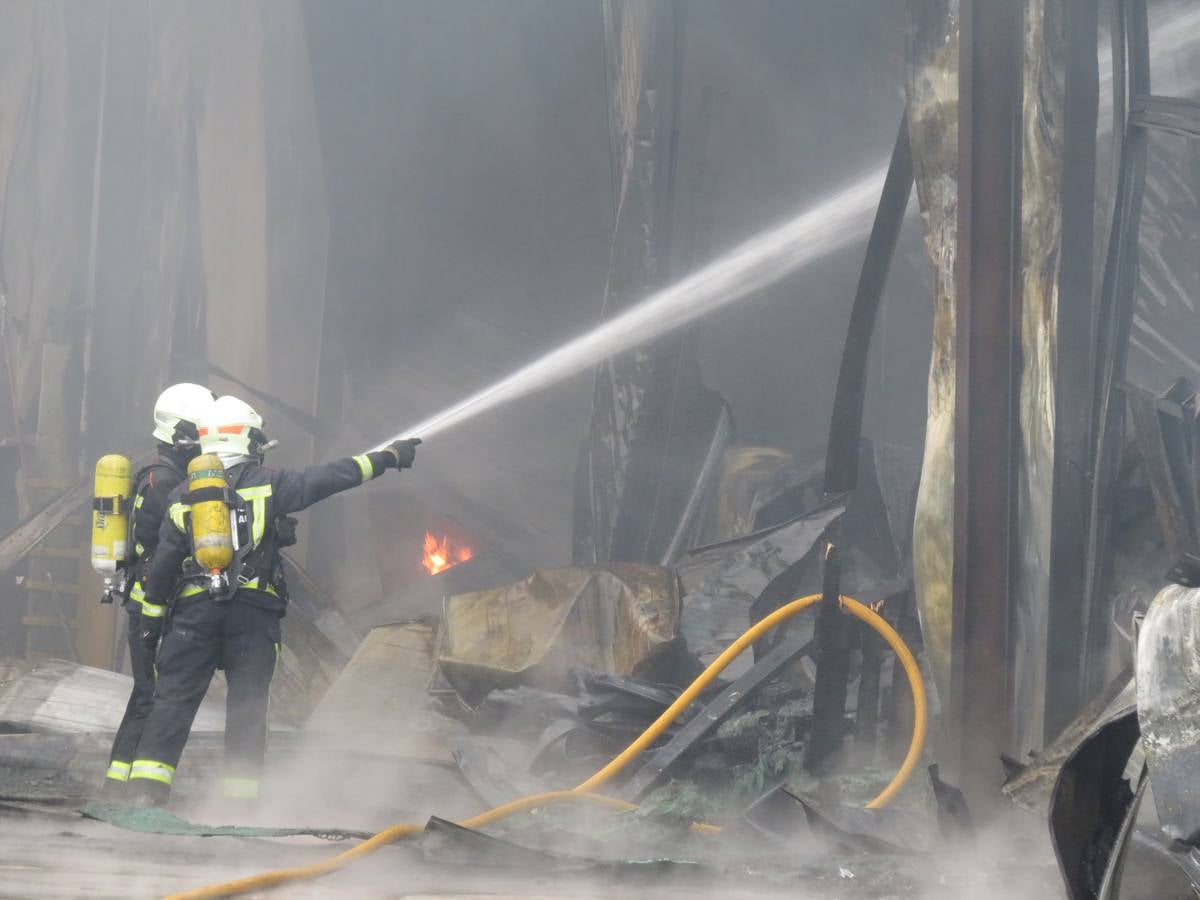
[129,759,175,785]
[105,760,132,782]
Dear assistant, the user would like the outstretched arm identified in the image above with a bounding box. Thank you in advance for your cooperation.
[271,439,419,515]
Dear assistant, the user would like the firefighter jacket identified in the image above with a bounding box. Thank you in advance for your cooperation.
[125,448,188,620]
[143,452,394,614]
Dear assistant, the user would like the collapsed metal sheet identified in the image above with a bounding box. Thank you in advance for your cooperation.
[789,790,934,855]
[1047,708,1141,900]
[438,565,682,704]
[675,500,844,673]
[709,447,816,543]
[1004,669,1134,813]
[1128,128,1200,392]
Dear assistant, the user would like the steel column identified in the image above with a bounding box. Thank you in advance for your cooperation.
[951,0,1024,801]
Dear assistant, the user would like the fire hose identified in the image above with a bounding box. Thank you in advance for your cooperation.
[166,594,927,900]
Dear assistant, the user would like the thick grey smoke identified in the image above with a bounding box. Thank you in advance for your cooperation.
[376,169,887,446]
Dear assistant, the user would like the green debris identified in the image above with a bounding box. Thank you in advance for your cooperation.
[716,708,769,739]
[732,744,804,798]
[715,700,811,801]
[81,802,371,841]
[636,780,732,825]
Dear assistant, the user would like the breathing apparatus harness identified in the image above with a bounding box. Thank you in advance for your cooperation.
[173,456,292,611]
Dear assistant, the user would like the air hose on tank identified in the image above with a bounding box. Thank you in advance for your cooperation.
[166,593,927,900]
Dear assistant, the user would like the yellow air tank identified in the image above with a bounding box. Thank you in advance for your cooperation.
[187,453,234,589]
[92,454,132,601]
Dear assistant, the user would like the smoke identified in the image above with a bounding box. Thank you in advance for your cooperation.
[374,168,887,447]
[371,0,1200,454]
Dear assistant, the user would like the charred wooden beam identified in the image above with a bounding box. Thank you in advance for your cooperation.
[805,539,852,772]
[856,590,907,745]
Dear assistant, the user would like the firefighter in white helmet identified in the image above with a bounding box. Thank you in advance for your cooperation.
[127,395,418,807]
[100,383,215,799]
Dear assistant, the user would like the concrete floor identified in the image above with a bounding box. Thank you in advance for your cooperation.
[0,800,1064,900]
[0,804,800,900]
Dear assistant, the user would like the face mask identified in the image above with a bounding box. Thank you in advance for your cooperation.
[213,450,253,468]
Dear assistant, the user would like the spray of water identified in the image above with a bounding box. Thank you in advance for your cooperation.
[375,4,1200,449]
[374,168,887,446]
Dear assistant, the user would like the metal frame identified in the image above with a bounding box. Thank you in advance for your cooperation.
[1081,0,1151,699]
[822,117,914,495]
[1045,0,1101,741]
[1078,2,1200,697]
[1130,95,1200,141]
[813,0,1198,760]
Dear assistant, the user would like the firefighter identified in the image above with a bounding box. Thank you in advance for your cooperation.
[100,383,216,799]
[127,395,419,807]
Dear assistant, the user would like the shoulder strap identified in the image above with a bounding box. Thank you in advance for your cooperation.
[133,456,185,496]
[130,458,186,562]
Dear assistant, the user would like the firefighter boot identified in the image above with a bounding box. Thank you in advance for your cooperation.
[126,777,170,809]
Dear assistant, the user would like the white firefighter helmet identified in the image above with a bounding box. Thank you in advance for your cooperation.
[199,395,268,459]
[152,383,216,445]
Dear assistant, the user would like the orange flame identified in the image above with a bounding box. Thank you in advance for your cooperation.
[422,531,473,575]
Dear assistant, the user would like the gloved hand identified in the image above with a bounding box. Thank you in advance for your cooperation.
[274,515,299,548]
[383,438,421,470]
[139,618,163,662]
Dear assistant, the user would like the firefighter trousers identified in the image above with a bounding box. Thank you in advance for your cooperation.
[129,596,280,800]
[104,607,157,782]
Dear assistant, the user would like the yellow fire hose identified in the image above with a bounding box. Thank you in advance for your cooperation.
[166,594,927,900]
